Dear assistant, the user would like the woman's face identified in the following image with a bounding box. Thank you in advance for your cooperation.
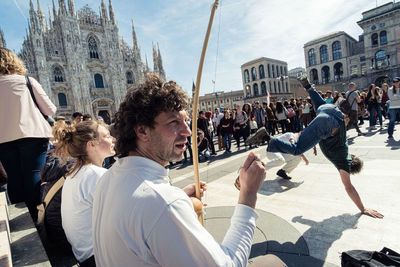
[93,125,116,159]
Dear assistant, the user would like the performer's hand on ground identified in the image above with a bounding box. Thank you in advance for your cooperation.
[238,152,266,208]
[304,158,309,165]
[362,208,384,219]
[183,181,207,198]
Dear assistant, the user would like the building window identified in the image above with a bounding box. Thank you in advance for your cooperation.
[244,69,250,83]
[320,45,328,63]
[88,36,99,59]
[273,81,276,92]
[375,50,388,69]
[308,48,316,66]
[361,63,367,75]
[261,81,267,95]
[253,83,259,96]
[269,81,272,92]
[53,66,64,82]
[350,65,358,76]
[280,66,283,77]
[272,65,275,77]
[360,56,366,62]
[371,33,378,46]
[245,85,250,97]
[321,66,330,84]
[332,41,342,60]
[334,62,343,81]
[285,82,288,92]
[126,71,134,84]
[278,81,281,93]
[259,65,265,79]
[94,73,104,88]
[251,67,257,81]
[58,93,67,107]
[380,31,387,45]
[284,67,287,76]
[310,69,318,84]
[267,64,271,78]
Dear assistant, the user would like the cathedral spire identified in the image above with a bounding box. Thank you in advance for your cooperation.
[109,0,116,24]
[152,42,159,74]
[0,28,6,48]
[101,0,108,22]
[48,5,52,25]
[52,0,57,19]
[131,20,140,53]
[68,0,75,16]
[29,0,39,33]
[37,0,47,33]
[157,43,166,80]
[58,0,67,15]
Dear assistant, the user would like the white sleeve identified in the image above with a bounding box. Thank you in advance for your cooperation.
[147,200,257,267]
[29,77,57,115]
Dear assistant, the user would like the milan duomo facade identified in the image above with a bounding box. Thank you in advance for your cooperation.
[14,0,166,123]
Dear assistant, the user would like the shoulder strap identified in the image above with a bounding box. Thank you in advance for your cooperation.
[37,176,65,225]
[26,75,45,117]
[348,90,358,106]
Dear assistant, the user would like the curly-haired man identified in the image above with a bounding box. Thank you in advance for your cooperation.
[92,74,285,266]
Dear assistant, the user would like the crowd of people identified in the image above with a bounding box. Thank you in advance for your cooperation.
[1,46,399,266]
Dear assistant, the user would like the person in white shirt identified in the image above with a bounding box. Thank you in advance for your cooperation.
[387,77,400,139]
[92,74,286,267]
[53,120,116,266]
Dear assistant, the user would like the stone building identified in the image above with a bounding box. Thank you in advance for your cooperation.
[241,57,293,103]
[303,2,400,92]
[14,0,165,123]
[288,67,307,99]
[0,29,6,48]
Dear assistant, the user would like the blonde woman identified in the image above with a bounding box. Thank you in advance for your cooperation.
[53,120,116,266]
[0,48,56,220]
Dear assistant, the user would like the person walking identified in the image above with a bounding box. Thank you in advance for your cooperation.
[0,48,56,220]
[345,82,364,136]
[387,77,400,139]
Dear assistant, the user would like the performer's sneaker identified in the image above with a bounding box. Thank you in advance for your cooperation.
[297,74,312,90]
[245,127,269,146]
[276,169,292,180]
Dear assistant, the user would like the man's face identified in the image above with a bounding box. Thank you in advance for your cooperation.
[74,116,83,124]
[147,110,191,166]
[215,109,219,114]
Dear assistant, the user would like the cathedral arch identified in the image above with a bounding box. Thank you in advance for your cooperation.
[87,35,100,59]
[94,73,105,88]
[53,65,65,82]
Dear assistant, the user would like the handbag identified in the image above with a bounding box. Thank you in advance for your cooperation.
[341,247,400,267]
[26,75,54,126]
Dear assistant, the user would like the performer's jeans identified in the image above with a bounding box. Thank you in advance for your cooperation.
[0,138,48,221]
[388,108,400,136]
[267,86,335,156]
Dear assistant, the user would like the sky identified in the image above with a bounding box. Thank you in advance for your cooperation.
[0,0,394,96]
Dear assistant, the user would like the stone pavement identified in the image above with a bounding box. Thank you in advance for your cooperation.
[170,121,400,266]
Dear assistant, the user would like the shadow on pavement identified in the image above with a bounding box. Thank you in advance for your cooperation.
[291,213,361,265]
[258,177,304,196]
[385,138,400,150]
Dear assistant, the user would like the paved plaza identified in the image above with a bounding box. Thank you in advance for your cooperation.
[170,122,400,266]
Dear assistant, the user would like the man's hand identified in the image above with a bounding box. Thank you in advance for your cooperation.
[183,181,207,198]
[237,152,266,209]
[363,208,384,219]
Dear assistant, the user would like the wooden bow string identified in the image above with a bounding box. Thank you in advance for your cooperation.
[191,0,219,226]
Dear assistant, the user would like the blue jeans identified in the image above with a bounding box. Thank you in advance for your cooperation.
[267,87,338,155]
[223,133,232,151]
[0,138,48,220]
[368,104,382,127]
[388,108,400,136]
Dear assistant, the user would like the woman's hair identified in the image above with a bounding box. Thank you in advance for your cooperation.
[242,103,252,116]
[53,120,103,176]
[275,101,284,113]
[0,47,27,75]
[382,83,389,91]
[368,84,375,93]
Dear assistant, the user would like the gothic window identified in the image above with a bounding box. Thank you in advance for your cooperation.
[53,66,64,82]
[253,83,259,96]
[267,64,271,78]
[94,73,104,88]
[251,67,257,81]
[321,66,330,84]
[320,45,328,63]
[259,65,265,79]
[261,81,267,95]
[371,33,378,46]
[308,49,316,66]
[334,62,343,81]
[126,71,134,84]
[88,36,99,59]
[310,69,318,84]
[332,41,342,60]
[375,50,388,69]
[380,31,387,45]
[58,93,67,107]
[244,69,250,83]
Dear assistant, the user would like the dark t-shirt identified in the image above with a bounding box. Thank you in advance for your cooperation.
[319,120,352,173]
[220,117,234,134]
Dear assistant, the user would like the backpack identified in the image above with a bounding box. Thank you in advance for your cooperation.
[339,90,357,115]
[287,107,296,118]
[341,247,400,267]
[37,154,74,253]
